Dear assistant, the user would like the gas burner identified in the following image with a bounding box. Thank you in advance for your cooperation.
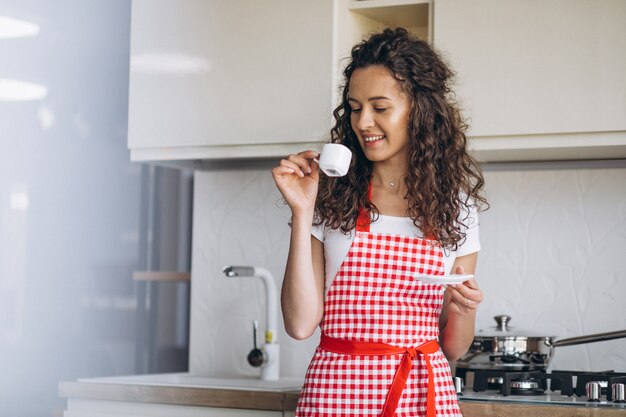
[453,367,626,406]
[457,368,574,396]
[501,372,551,396]
[560,370,626,399]
[510,378,545,395]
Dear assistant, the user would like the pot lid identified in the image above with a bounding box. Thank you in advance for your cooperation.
[475,315,554,338]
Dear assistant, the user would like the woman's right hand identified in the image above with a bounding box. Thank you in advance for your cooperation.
[271,150,320,216]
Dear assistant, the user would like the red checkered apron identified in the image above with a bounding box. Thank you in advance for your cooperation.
[295,191,461,416]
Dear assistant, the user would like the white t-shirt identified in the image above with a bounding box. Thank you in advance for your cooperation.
[312,207,480,294]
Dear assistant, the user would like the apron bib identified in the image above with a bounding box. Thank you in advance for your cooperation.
[295,193,461,417]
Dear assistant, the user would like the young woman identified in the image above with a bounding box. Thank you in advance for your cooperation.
[272,28,487,417]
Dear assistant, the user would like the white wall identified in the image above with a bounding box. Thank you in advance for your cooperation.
[478,161,626,370]
[190,166,318,378]
[190,161,626,378]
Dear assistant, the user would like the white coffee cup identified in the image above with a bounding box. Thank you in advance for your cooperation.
[317,143,352,177]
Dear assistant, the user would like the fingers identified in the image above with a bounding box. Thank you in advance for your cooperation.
[451,281,482,302]
[280,158,306,177]
[298,149,321,160]
[272,165,296,176]
[309,155,320,176]
[452,265,478,289]
[286,152,318,176]
[448,279,483,311]
[460,277,479,290]
[273,150,320,178]
[448,288,473,309]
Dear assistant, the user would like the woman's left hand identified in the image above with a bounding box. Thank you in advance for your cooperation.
[447,265,483,314]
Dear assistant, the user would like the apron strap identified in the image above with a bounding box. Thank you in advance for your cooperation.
[319,334,439,417]
[356,180,373,232]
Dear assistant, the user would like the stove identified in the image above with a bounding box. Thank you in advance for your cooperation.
[454,367,626,409]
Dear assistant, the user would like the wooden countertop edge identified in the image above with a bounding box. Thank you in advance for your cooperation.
[59,381,626,415]
[58,381,300,411]
[459,401,626,417]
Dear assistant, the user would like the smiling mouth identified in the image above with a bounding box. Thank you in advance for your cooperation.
[364,135,385,143]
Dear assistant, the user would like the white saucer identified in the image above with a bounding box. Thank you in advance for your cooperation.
[413,274,474,285]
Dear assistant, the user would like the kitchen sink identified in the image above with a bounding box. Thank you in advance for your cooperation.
[78,372,304,392]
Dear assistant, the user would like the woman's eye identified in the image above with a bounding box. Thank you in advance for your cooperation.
[374,107,387,113]
[351,108,362,114]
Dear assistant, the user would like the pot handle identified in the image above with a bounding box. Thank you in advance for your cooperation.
[552,329,626,347]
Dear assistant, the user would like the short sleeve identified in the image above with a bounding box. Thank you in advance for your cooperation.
[311,222,325,242]
[456,203,481,257]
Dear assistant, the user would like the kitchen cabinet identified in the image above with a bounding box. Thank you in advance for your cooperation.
[433,0,626,161]
[128,0,431,166]
[334,0,430,107]
[128,0,334,165]
[128,0,625,164]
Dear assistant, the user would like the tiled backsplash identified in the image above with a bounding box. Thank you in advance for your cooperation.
[190,163,626,377]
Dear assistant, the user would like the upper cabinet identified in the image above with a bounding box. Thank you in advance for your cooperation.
[433,0,626,161]
[129,0,625,165]
[334,0,430,110]
[128,0,334,165]
[128,0,431,166]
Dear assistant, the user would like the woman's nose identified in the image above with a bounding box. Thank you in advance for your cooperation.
[356,109,374,131]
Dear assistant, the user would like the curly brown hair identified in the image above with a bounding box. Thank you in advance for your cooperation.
[314,28,487,250]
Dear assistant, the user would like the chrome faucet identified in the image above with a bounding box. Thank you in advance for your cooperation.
[222,265,280,381]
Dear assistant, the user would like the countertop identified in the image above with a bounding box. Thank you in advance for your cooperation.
[59,373,301,411]
[59,373,626,416]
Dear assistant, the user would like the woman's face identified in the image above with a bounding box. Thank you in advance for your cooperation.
[348,65,412,165]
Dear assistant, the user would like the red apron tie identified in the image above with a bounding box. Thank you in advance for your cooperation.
[356,180,373,232]
[319,334,439,417]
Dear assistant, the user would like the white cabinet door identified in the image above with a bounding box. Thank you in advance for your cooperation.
[433,0,626,138]
[128,0,333,161]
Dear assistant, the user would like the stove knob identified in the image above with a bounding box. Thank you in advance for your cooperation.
[613,383,626,403]
[586,381,601,402]
[453,377,464,395]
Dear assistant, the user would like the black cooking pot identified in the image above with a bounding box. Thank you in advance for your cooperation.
[456,315,626,371]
